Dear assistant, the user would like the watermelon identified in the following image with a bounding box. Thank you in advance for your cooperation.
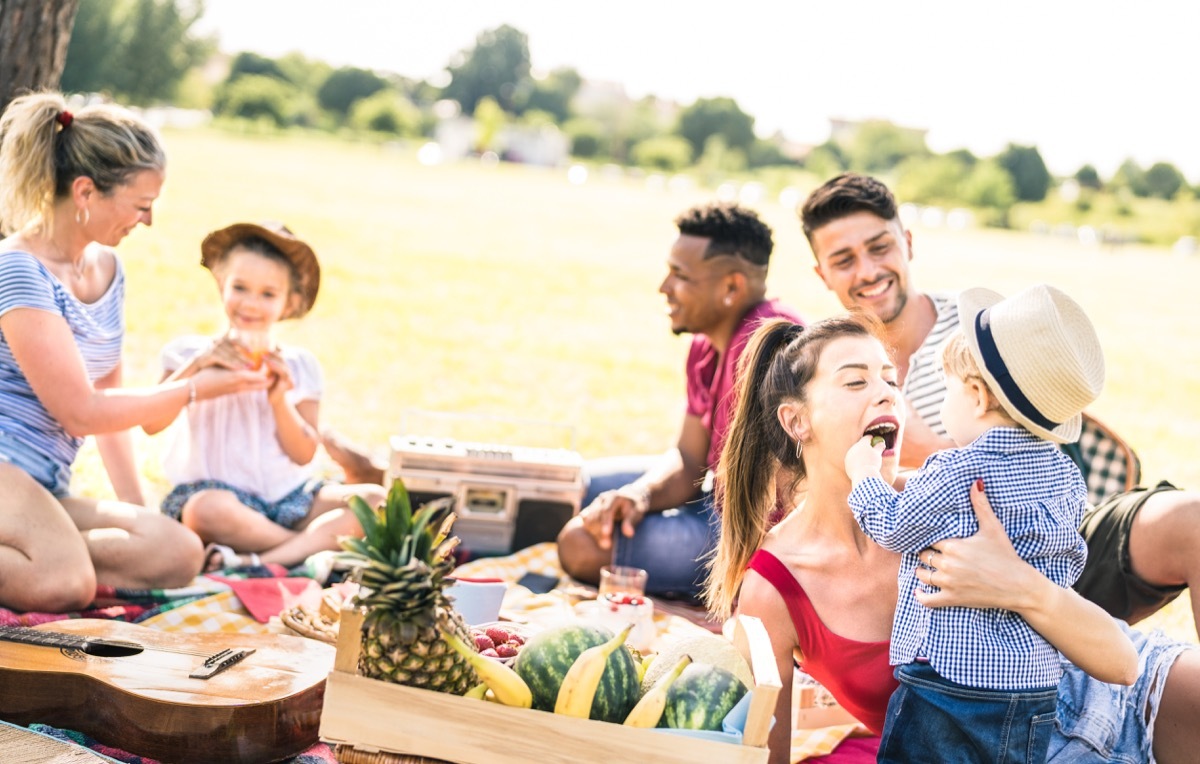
[660,663,749,731]
[512,623,639,723]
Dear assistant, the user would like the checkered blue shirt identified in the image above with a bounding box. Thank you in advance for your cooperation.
[849,427,1088,690]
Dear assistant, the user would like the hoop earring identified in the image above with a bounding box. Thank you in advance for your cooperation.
[795,439,803,460]
[75,207,90,226]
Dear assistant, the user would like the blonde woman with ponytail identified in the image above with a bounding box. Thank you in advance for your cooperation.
[0,92,268,612]
[703,314,1196,764]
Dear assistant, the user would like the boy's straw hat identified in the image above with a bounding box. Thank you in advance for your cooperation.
[200,221,320,318]
[958,284,1104,444]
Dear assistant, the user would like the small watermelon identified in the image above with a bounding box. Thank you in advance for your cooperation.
[512,623,639,723]
[660,663,749,731]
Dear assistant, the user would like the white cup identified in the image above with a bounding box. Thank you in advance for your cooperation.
[446,578,508,625]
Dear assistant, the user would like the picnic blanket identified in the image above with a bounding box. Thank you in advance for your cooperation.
[0,563,336,762]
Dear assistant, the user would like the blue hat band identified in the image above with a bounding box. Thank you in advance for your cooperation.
[974,309,1061,432]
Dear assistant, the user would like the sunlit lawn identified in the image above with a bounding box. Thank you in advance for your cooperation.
[72,128,1198,642]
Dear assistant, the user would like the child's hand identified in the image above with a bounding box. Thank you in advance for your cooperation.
[262,351,293,405]
[845,435,885,485]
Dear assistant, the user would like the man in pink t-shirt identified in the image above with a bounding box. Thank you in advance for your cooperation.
[557,202,805,599]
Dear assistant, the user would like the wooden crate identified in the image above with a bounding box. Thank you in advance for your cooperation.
[320,608,781,764]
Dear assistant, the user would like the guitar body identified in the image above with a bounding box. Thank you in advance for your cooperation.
[0,619,335,764]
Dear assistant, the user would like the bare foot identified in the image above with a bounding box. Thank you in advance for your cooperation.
[321,428,386,485]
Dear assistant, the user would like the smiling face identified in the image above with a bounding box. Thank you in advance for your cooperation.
[217,246,297,334]
[85,169,165,247]
[788,333,904,482]
[659,233,737,336]
[810,211,913,325]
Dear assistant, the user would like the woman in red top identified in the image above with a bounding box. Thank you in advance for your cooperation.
[704,314,1200,764]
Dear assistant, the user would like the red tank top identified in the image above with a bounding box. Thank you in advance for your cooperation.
[747,549,897,735]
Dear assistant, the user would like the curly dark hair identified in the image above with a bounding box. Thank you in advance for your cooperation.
[799,173,898,243]
[674,201,773,267]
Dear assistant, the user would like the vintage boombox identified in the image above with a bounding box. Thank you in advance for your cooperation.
[385,435,584,555]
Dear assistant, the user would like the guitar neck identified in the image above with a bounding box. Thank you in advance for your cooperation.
[0,625,91,651]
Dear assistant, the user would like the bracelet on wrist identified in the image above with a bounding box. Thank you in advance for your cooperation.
[616,483,652,514]
[186,379,197,407]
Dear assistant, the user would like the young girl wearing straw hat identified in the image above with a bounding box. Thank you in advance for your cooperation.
[144,222,383,573]
[843,283,1133,763]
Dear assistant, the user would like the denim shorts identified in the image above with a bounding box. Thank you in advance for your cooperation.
[161,477,326,529]
[0,429,72,498]
[1049,622,1195,763]
[583,455,718,600]
[878,662,1058,764]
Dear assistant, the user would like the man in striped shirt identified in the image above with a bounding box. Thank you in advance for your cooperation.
[799,172,1200,635]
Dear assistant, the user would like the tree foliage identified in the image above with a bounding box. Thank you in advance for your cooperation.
[675,96,755,158]
[213,74,295,126]
[317,66,387,118]
[349,90,420,136]
[442,24,531,114]
[61,0,212,105]
[996,143,1051,202]
[521,66,581,122]
[847,120,930,173]
[1144,161,1185,200]
[227,51,289,83]
[631,135,692,171]
[1074,164,1103,190]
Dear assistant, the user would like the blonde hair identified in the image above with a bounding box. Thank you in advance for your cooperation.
[941,331,1012,419]
[0,92,165,235]
[703,312,885,619]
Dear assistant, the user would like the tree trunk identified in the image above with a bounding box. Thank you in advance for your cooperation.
[0,0,81,115]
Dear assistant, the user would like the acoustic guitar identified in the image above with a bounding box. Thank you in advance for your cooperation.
[0,619,335,764]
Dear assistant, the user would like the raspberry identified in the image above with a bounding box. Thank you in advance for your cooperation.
[484,626,511,644]
[506,633,525,646]
[473,634,495,652]
[495,643,519,658]
[479,648,500,658]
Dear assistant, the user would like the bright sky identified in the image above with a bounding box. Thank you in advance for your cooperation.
[196,1,1200,179]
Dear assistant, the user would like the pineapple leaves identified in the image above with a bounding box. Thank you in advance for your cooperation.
[347,494,380,540]
[386,478,413,537]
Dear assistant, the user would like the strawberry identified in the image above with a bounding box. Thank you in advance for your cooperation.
[484,626,511,645]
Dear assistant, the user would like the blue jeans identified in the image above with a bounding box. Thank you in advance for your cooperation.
[0,429,72,497]
[582,455,718,600]
[878,662,1058,764]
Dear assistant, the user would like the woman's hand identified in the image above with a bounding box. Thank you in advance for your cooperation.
[190,365,270,401]
[913,480,1041,612]
[193,336,254,373]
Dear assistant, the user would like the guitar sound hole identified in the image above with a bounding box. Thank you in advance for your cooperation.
[84,641,143,658]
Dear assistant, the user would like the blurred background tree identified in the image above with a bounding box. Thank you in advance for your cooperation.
[442,24,530,115]
[0,0,80,112]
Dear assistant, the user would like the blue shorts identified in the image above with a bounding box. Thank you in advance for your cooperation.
[161,477,326,529]
[1049,621,1195,763]
[879,662,1058,763]
[583,455,718,600]
[0,429,72,498]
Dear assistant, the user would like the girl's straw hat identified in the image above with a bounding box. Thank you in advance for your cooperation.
[200,221,321,318]
[958,284,1105,444]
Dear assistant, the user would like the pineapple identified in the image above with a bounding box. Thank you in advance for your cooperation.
[340,478,479,694]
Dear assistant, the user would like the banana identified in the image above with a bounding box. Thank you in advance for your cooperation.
[623,653,692,727]
[441,630,533,708]
[465,682,488,700]
[554,623,634,718]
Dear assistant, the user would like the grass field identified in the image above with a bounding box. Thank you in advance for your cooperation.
[72,128,1198,641]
